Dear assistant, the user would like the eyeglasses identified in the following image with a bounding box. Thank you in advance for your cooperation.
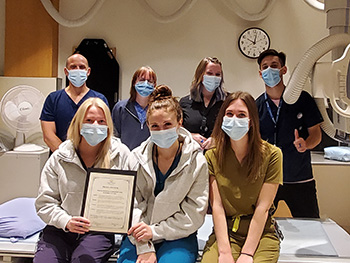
[200,116,208,135]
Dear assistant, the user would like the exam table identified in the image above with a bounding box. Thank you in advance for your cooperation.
[197,216,350,263]
[1,216,349,263]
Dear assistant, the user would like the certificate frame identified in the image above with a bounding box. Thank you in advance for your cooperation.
[81,168,137,234]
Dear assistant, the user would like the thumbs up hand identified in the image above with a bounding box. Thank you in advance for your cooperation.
[294,129,307,153]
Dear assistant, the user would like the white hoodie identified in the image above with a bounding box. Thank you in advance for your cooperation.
[127,127,209,255]
[35,137,130,230]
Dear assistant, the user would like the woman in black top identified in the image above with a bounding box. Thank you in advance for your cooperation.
[180,57,227,150]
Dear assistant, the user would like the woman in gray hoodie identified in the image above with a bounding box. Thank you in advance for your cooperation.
[35,97,130,263]
[118,85,209,263]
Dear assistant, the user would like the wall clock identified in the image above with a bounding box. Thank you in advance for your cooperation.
[238,27,270,59]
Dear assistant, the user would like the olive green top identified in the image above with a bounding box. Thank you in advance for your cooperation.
[205,140,283,217]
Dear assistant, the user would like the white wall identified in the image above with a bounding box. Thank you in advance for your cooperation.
[0,0,5,76]
[1,0,349,232]
[55,0,328,100]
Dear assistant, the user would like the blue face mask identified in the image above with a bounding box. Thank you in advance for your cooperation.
[80,123,108,146]
[150,127,179,149]
[221,116,249,141]
[135,81,154,97]
[68,69,88,87]
[261,67,281,88]
[202,75,221,92]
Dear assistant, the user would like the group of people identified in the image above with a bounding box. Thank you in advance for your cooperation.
[33,50,323,263]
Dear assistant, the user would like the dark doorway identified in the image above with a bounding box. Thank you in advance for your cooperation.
[71,39,120,111]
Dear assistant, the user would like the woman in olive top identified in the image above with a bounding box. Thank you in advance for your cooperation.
[201,91,283,263]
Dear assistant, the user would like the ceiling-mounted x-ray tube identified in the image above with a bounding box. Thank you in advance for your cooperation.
[284,34,350,105]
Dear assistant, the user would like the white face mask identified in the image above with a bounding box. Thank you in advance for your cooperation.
[202,75,221,92]
[221,116,249,141]
[80,123,108,146]
[150,127,179,148]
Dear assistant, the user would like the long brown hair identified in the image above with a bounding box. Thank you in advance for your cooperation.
[211,91,267,181]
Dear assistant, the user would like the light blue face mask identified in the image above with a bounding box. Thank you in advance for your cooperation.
[80,123,108,146]
[221,116,249,141]
[150,127,179,149]
[135,81,154,97]
[68,69,88,87]
[261,67,281,88]
[202,75,221,92]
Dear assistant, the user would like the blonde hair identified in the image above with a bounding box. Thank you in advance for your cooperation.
[67,97,113,168]
[146,85,183,123]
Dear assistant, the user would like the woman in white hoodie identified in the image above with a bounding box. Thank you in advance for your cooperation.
[35,97,130,263]
[118,85,209,263]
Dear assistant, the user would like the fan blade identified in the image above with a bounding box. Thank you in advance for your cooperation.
[4,101,21,121]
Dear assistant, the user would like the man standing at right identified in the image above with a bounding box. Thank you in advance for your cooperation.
[256,49,323,218]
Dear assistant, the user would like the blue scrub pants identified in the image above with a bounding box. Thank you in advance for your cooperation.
[117,232,198,263]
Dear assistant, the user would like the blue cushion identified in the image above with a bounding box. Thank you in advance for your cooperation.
[0,197,46,239]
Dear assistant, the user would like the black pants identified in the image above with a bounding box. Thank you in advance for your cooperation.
[274,180,320,218]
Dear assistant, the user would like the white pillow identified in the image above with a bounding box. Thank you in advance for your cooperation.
[324,146,350,162]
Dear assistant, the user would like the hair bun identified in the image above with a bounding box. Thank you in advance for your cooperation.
[150,85,172,102]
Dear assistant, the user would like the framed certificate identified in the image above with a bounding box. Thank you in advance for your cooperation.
[81,168,137,234]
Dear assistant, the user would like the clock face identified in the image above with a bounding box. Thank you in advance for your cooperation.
[238,27,270,59]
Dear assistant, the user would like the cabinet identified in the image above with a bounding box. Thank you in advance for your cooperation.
[0,149,49,204]
[312,152,350,234]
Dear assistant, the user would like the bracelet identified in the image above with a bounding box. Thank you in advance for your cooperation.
[240,252,254,258]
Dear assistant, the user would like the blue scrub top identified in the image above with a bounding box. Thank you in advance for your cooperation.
[256,90,323,182]
[40,89,109,142]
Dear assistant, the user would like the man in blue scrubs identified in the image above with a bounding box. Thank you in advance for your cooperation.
[40,54,108,152]
[256,49,323,218]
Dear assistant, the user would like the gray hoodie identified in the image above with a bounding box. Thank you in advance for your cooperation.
[127,127,209,255]
[35,137,130,230]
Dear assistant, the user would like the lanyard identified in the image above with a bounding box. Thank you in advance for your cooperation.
[264,92,282,145]
[199,93,216,136]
